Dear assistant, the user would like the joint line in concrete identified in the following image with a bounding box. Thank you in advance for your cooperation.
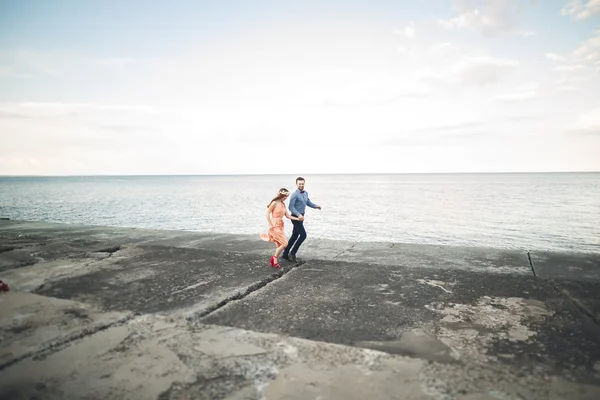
[332,243,357,260]
[547,280,600,327]
[526,251,537,277]
[0,313,136,372]
[192,262,304,320]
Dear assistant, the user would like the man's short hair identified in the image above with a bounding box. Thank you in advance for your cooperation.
[296,177,305,183]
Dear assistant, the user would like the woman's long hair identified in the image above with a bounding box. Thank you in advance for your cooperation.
[267,188,289,207]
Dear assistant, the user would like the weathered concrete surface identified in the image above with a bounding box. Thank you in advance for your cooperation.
[2,292,599,400]
[0,292,432,400]
[1,220,600,399]
[0,292,132,370]
[34,245,298,318]
[202,259,600,382]
[0,219,353,261]
[333,242,533,274]
[530,250,600,324]
[530,251,600,281]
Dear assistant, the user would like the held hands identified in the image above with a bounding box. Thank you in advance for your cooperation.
[298,215,304,221]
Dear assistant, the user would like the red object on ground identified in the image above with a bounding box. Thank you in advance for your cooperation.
[0,279,9,292]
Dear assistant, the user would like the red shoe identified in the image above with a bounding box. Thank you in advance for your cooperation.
[271,257,280,268]
[269,256,275,266]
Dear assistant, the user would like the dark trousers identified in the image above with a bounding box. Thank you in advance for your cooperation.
[283,218,307,256]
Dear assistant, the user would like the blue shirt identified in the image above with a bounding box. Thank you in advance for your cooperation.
[288,189,319,216]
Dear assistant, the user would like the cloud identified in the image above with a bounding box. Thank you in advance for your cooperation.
[517,30,537,37]
[561,0,600,20]
[0,102,223,174]
[422,55,520,87]
[546,53,568,62]
[490,90,537,102]
[394,21,416,38]
[572,114,600,135]
[0,103,154,120]
[381,114,539,146]
[436,0,528,36]
[382,120,487,146]
[555,85,578,92]
[567,106,600,134]
[573,30,600,62]
[553,64,585,71]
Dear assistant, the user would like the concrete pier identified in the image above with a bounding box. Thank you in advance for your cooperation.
[1,219,599,399]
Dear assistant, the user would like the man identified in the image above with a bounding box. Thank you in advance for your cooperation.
[282,177,321,262]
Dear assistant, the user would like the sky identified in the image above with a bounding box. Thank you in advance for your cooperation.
[0,0,599,175]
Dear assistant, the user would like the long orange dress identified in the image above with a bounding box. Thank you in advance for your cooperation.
[260,201,288,247]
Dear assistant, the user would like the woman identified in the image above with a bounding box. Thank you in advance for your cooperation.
[260,188,304,268]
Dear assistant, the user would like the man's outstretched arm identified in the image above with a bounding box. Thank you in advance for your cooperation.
[307,197,321,210]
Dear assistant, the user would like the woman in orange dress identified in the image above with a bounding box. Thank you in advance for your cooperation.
[260,188,304,268]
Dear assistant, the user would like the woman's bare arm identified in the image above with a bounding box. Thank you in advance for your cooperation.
[266,201,276,227]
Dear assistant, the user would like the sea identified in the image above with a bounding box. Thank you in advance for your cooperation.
[0,173,598,253]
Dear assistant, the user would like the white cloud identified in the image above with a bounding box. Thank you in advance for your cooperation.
[421,54,520,86]
[490,90,537,102]
[517,30,537,37]
[546,53,568,62]
[568,106,600,134]
[458,56,520,85]
[573,30,600,62]
[394,21,416,38]
[555,85,577,92]
[437,0,528,36]
[553,64,585,71]
[490,83,538,102]
[561,0,600,20]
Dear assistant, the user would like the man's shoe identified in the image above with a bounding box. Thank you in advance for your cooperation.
[281,254,291,261]
[290,254,297,263]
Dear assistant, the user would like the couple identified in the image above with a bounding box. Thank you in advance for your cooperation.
[260,177,321,268]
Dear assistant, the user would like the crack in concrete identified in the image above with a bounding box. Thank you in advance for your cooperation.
[0,313,136,372]
[546,280,600,327]
[526,251,537,277]
[527,251,597,326]
[192,262,305,321]
[332,243,357,260]
[96,245,122,255]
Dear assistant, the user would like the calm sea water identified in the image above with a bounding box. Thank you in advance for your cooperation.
[0,173,599,253]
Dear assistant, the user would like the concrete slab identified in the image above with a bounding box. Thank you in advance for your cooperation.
[546,279,600,325]
[1,294,598,400]
[2,220,600,397]
[333,241,533,274]
[0,219,354,261]
[34,245,296,317]
[0,295,429,400]
[0,292,131,370]
[202,259,600,382]
[529,250,600,281]
[529,250,600,324]
[0,220,207,249]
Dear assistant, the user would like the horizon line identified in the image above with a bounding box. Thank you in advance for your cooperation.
[1,170,599,178]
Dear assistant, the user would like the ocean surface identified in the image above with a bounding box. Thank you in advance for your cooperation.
[0,173,599,253]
